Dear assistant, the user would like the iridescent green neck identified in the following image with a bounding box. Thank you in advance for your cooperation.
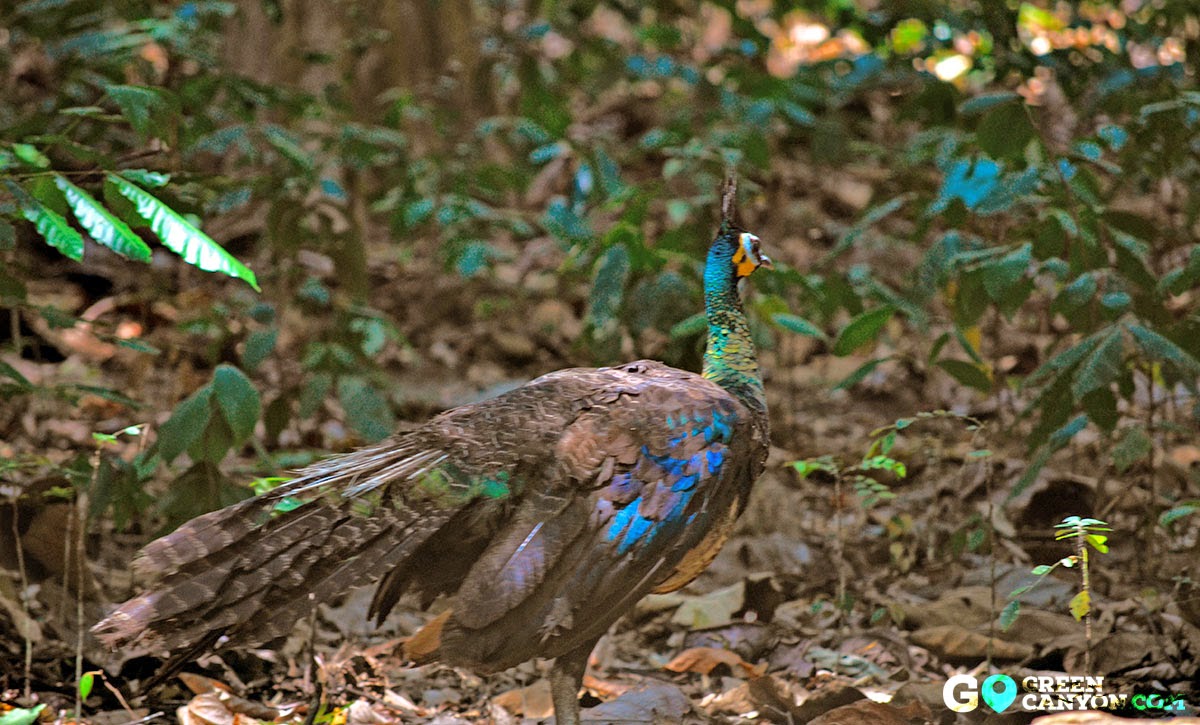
[702,233,766,414]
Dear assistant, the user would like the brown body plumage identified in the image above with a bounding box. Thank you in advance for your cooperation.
[96,181,772,724]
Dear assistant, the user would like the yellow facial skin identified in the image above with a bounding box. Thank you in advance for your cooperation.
[732,233,772,277]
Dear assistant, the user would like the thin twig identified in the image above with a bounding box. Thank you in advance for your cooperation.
[9,307,21,361]
[834,470,846,635]
[76,451,99,719]
[10,493,32,700]
[1144,363,1158,574]
[1075,522,1092,673]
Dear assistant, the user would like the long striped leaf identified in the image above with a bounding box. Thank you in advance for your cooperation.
[105,174,259,290]
[4,179,83,260]
[54,175,151,261]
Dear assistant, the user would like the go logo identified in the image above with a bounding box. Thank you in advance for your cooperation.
[943,674,1019,713]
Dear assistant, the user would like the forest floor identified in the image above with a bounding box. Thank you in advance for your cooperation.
[2,232,1199,725]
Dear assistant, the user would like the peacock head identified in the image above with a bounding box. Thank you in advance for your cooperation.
[712,173,771,279]
[710,225,773,280]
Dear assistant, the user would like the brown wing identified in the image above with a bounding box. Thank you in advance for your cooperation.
[428,361,765,671]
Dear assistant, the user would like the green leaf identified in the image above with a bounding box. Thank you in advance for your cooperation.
[212,364,260,444]
[263,395,292,441]
[349,317,390,356]
[337,376,393,442]
[1111,233,1155,291]
[118,169,170,188]
[1086,534,1108,553]
[108,84,171,140]
[298,371,331,418]
[1050,414,1088,448]
[1111,424,1151,473]
[79,671,94,700]
[832,306,894,356]
[263,124,314,171]
[1160,503,1200,528]
[781,101,816,127]
[954,327,984,365]
[1127,323,1200,378]
[1026,333,1104,387]
[542,196,592,244]
[834,356,891,390]
[879,431,896,454]
[1082,387,1117,432]
[5,179,84,260]
[68,384,141,408]
[936,358,992,392]
[977,103,1034,159]
[114,337,159,354]
[586,244,630,330]
[960,92,1021,116]
[772,313,826,339]
[403,198,434,228]
[1068,590,1090,621]
[1031,564,1052,575]
[0,704,46,725]
[1071,328,1123,399]
[106,174,259,290]
[188,408,234,463]
[157,386,214,463]
[1052,272,1096,315]
[54,175,151,261]
[0,218,14,250]
[0,361,33,389]
[999,599,1020,631]
[981,243,1031,301]
[669,312,706,339]
[1011,414,1087,500]
[242,328,278,372]
[12,143,50,168]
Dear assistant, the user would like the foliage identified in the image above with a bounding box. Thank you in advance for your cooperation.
[1003,515,1113,657]
[2,0,1199,536]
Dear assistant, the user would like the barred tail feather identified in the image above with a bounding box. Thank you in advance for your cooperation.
[93,439,455,654]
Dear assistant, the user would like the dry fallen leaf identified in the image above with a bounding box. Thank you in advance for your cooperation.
[910,624,1033,660]
[345,699,394,725]
[492,679,553,719]
[582,672,631,700]
[178,673,232,695]
[175,679,279,722]
[178,692,234,725]
[664,646,765,676]
[582,682,692,722]
[808,699,923,725]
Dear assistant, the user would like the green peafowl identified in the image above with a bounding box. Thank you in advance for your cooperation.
[94,177,772,724]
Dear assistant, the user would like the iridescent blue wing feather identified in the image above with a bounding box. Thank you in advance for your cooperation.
[439,361,761,669]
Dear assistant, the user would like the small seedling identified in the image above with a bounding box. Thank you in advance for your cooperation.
[1003,516,1112,671]
[91,424,145,446]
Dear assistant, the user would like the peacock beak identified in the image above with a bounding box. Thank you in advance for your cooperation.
[757,253,773,270]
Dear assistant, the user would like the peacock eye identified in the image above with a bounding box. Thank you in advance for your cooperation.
[734,234,753,259]
[739,232,761,261]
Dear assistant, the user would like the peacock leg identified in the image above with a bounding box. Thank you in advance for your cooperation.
[548,637,598,725]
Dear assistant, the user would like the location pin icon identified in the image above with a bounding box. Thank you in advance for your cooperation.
[981,674,1017,713]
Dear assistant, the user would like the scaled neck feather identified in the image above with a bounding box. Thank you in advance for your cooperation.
[701,229,766,416]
